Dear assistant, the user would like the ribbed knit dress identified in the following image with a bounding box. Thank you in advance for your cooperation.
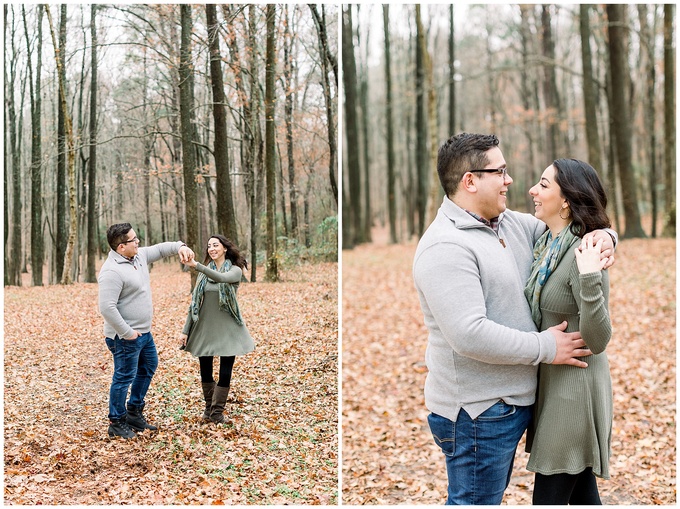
[525,236,613,479]
[182,262,255,358]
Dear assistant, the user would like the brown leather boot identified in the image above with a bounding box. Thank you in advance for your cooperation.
[201,382,215,420]
[209,385,230,424]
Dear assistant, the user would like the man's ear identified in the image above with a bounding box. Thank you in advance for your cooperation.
[460,172,477,193]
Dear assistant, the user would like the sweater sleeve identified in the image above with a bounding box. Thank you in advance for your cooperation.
[181,306,193,336]
[414,242,556,365]
[140,241,184,265]
[569,261,612,354]
[195,262,242,283]
[98,270,136,339]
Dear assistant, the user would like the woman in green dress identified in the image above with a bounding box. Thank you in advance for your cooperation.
[179,234,255,423]
[525,159,613,504]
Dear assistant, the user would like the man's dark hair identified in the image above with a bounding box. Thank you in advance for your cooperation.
[553,158,611,237]
[107,223,133,250]
[437,133,500,197]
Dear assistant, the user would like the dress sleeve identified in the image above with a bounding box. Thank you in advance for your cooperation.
[195,262,242,283]
[569,260,612,354]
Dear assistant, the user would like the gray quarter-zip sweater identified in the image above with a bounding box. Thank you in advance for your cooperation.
[98,241,184,339]
[413,197,557,421]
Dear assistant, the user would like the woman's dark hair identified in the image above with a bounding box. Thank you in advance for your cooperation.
[204,234,248,270]
[552,158,611,238]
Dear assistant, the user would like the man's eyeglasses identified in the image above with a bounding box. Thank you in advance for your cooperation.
[471,167,509,178]
[120,237,140,246]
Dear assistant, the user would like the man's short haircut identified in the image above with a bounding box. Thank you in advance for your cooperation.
[107,223,133,250]
[437,133,500,197]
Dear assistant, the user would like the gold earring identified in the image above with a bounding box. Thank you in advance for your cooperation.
[559,206,571,220]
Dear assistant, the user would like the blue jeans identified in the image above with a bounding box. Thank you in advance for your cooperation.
[428,401,532,505]
[105,332,158,421]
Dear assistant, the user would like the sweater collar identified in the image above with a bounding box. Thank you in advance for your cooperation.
[440,196,505,230]
[109,249,137,265]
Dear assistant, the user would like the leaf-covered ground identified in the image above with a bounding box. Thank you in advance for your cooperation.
[5,261,338,505]
[342,232,675,505]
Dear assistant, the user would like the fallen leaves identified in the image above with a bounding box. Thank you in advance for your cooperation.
[4,260,338,505]
[342,235,675,505]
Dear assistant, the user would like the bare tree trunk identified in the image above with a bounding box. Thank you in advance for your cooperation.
[342,5,361,248]
[663,4,675,237]
[179,4,199,286]
[638,5,658,238]
[309,4,338,205]
[46,5,78,284]
[606,4,646,238]
[358,12,372,242]
[383,5,397,244]
[448,5,456,137]
[265,4,279,281]
[580,5,602,174]
[55,4,67,283]
[283,5,298,240]
[415,6,428,237]
[85,4,97,282]
[248,5,261,282]
[24,5,45,285]
[206,4,237,243]
[541,5,558,162]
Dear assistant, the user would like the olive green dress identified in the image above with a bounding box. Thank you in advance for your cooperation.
[182,262,255,357]
[525,238,613,479]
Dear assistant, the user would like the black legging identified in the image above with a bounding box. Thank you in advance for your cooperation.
[199,356,235,388]
[533,468,602,505]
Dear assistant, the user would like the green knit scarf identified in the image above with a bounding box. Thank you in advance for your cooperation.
[524,226,577,328]
[190,259,244,326]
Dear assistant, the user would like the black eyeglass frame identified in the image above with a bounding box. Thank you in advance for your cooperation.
[470,167,509,178]
[119,236,140,246]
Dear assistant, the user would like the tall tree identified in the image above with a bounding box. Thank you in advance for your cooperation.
[85,4,97,282]
[23,5,44,286]
[358,8,371,242]
[264,4,279,281]
[206,4,237,243]
[638,5,658,237]
[283,5,298,240]
[55,4,68,283]
[606,4,646,238]
[309,4,338,205]
[179,4,199,284]
[3,6,8,286]
[46,5,78,284]
[247,5,262,281]
[342,5,361,248]
[540,5,559,162]
[663,4,675,237]
[579,5,602,175]
[383,5,397,244]
[448,5,456,137]
[415,5,428,237]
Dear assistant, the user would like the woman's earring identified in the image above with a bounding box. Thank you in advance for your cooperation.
[559,206,571,220]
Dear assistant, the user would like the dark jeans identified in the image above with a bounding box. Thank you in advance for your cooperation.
[428,401,532,505]
[105,332,158,421]
[533,468,602,505]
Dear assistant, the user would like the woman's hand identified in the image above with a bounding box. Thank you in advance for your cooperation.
[182,257,198,269]
[179,333,188,349]
[575,236,607,275]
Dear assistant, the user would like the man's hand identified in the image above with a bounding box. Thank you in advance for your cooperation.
[581,230,615,269]
[125,330,142,340]
[178,245,195,264]
[549,321,590,368]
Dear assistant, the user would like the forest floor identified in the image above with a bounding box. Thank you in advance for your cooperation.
[4,261,338,505]
[342,227,675,505]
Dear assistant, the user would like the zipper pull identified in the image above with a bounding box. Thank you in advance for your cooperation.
[499,238,506,248]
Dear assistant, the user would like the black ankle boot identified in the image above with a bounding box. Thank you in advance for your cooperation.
[108,419,137,439]
[126,404,158,432]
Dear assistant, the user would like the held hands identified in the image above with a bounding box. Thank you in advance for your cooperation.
[548,320,590,368]
[575,236,607,275]
[178,245,195,264]
[178,245,197,268]
[580,230,615,269]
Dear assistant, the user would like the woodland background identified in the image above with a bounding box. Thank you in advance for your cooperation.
[4,3,338,287]
[342,4,675,246]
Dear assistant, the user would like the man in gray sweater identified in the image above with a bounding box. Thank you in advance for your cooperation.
[99,222,194,439]
[413,133,615,504]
